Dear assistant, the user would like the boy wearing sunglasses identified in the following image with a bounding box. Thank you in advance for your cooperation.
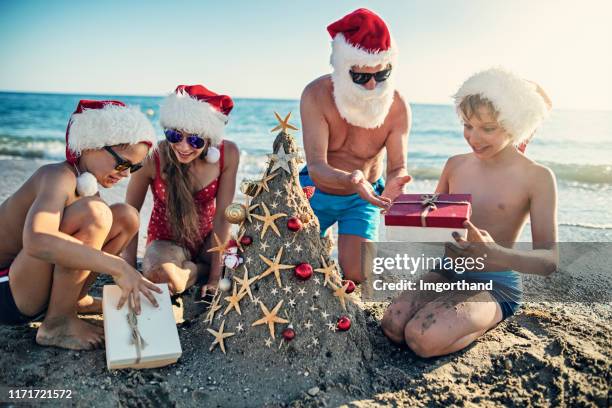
[300,8,412,283]
[0,100,162,350]
[125,85,239,297]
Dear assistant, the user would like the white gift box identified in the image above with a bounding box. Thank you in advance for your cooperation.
[103,283,182,370]
[385,225,467,242]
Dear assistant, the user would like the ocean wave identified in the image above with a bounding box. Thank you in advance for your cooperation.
[558,222,612,230]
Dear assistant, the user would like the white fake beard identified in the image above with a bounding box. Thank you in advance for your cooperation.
[331,67,395,129]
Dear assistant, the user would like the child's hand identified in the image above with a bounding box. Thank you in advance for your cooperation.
[350,170,392,209]
[446,220,497,259]
[115,264,162,313]
[381,175,412,202]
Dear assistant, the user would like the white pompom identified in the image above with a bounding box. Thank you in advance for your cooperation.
[218,277,232,292]
[205,146,220,163]
[76,172,98,196]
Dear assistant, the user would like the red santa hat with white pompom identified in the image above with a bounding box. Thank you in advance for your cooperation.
[65,99,157,196]
[159,85,233,163]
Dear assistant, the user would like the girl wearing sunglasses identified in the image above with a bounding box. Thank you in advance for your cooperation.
[125,85,239,296]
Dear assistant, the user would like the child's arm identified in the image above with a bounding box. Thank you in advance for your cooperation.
[493,165,559,275]
[124,157,155,267]
[24,167,161,309]
[450,165,559,276]
[204,141,240,290]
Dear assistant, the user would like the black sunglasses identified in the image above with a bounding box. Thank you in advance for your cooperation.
[164,128,207,149]
[349,67,392,85]
[104,146,143,173]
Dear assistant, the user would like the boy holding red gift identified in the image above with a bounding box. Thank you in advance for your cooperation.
[382,68,558,358]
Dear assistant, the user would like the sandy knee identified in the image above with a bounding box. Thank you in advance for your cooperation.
[381,303,409,343]
[81,198,114,233]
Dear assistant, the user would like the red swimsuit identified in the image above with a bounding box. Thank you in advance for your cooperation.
[147,142,225,258]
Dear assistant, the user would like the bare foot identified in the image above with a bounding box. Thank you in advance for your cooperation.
[76,295,102,314]
[36,315,105,350]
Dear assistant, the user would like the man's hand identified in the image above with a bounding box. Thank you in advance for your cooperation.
[350,170,392,209]
[381,175,412,202]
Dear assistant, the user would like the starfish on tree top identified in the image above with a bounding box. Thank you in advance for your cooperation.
[267,144,299,174]
[207,319,235,354]
[258,247,294,287]
[270,111,299,134]
[251,299,290,339]
[251,203,286,240]
[314,256,341,287]
[233,266,258,301]
[223,284,246,316]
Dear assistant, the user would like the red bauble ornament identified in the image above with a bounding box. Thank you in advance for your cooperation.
[227,239,238,248]
[337,316,351,331]
[302,186,315,199]
[239,235,253,246]
[294,263,313,280]
[342,279,356,294]
[282,325,295,341]
[287,217,302,232]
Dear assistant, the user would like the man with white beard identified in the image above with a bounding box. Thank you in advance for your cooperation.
[300,8,412,283]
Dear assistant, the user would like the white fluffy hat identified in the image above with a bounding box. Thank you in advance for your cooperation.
[65,100,157,164]
[453,67,550,143]
[159,84,234,146]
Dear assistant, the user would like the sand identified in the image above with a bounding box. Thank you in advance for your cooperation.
[0,158,610,407]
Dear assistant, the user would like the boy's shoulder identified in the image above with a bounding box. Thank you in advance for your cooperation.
[34,162,77,190]
[445,153,473,169]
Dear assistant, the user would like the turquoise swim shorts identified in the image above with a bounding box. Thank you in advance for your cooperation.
[299,167,385,241]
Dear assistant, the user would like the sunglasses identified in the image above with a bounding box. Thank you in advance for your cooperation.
[164,128,207,149]
[349,67,392,85]
[104,146,143,173]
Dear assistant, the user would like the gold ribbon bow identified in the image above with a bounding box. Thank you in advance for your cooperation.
[393,194,470,227]
[127,303,147,365]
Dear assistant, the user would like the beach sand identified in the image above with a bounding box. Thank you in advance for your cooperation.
[0,158,610,407]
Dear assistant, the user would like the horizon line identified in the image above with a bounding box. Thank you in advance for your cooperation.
[0,89,609,113]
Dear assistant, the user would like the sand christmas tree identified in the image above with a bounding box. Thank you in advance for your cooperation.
[194,113,373,384]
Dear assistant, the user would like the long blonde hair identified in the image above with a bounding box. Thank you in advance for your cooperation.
[160,141,208,248]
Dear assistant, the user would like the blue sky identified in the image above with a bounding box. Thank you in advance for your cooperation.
[0,0,611,110]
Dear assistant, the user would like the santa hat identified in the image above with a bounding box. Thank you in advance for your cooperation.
[65,100,156,165]
[453,67,551,144]
[328,8,398,71]
[159,85,233,146]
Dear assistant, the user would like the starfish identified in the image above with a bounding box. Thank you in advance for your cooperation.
[270,287,278,295]
[265,338,273,348]
[314,289,320,297]
[206,232,228,256]
[327,322,337,332]
[245,202,260,223]
[223,284,246,316]
[259,241,269,251]
[245,256,253,265]
[311,337,319,347]
[313,277,321,285]
[304,321,313,330]
[204,291,222,324]
[295,244,302,253]
[270,111,299,134]
[251,300,289,339]
[258,247,294,287]
[332,281,352,311]
[282,286,292,294]
[254,223,262,232]
[269,201,279,209]
[251,203,286,239]
[236,322,244,332]
[309,304,317,313]
[288,298,296,307]
[251,296,261,305]
[253,172,279,198]
[207,320,235,354]
[297,287,306,296]
[233,267,258,300]
[273,190,283,198]
[267,144,299,174]
[314,256,341,287]
[284,242,292,249]
[321,311,330,320]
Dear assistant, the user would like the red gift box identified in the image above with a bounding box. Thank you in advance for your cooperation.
[385,194,472,228]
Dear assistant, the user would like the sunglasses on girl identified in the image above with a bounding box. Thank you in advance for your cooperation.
[164,128,207,149]
[103,146,143,173]
[349,67,392,85]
